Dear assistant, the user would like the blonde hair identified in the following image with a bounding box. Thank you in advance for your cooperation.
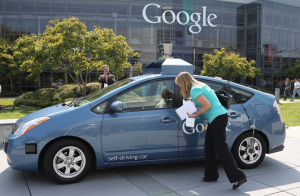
[175,72,207,98]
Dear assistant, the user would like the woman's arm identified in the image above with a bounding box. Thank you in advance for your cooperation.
[187,94,211,118]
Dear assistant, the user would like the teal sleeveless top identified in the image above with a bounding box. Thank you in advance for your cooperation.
[190,85,228,124]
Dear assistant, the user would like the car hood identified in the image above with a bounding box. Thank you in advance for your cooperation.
[13,103,71,131]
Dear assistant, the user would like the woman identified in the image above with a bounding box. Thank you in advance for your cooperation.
[175,72,247,189]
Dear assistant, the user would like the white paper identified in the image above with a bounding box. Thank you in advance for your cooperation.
[175,106,188,121]
[186,117,195,127]
[183,100,197,114]
[175,99,198,121]
[104,83,108,88]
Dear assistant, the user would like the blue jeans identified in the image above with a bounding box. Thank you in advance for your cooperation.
[284,88,291,100]
[291,88,300,101]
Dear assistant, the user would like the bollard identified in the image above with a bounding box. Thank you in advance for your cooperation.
[275,88,280,103]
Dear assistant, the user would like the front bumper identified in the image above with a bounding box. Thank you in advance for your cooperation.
[4,134,39,172]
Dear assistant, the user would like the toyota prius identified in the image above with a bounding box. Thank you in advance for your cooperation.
[4,59,285,184]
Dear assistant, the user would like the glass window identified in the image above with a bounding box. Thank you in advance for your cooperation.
[265,1,274,9]
[210,1,222,8]
[274,3,283,10]
[113,3,128,16]
[75,79,134,107]
[230,87,253,103]
[197,0,210,6]
[52,0,66,13]
[274,14,281,27]
[82,0,97,14]
[222,2,234,9]
[193,80,237,104]
[247,9,257,24]
[21,0,35,13]
[236,10,244,24]
[5,0,19,12]
[117,22,127,38]
[67,0,81,14]
[98,2,112,15]
[116,80,175,111]
[282,15,290,28]
[92,101,108,114]
[264,11,272,25]
[284,5,292,12]
[36,1,50,13]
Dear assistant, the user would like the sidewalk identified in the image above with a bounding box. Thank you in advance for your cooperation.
[0,127,300,196]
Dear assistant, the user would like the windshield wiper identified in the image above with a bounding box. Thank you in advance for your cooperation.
[61,98,83,107]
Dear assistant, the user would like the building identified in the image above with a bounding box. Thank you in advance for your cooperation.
[1,0,300,92]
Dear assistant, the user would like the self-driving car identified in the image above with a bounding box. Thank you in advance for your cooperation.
[4,59,285,184]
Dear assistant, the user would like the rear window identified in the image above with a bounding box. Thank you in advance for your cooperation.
[230,87,254,103]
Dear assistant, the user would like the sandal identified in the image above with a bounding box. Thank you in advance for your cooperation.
[232,178,247,189]
[201,177,217,182]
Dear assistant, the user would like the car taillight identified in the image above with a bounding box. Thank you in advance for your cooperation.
[273,101,282,122]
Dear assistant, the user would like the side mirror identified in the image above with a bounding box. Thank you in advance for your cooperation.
[109,101,123,113]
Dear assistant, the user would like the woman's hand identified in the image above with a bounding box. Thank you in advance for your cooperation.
[187,95,212,118]
[187,113,197,118]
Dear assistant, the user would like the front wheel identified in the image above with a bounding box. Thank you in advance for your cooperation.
[43,139,92,184]
[232,132,266,169]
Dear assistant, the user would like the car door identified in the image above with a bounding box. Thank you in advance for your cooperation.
[101,79,179,163]
[179,79,249,158]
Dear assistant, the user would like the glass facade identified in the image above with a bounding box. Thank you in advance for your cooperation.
[1,0,300,93]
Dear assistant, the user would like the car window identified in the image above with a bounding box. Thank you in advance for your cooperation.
[190,79,237,104]
[116,80,175,111]
[74,79,134,107]
[230,87,254,103]
[92,101,108,114]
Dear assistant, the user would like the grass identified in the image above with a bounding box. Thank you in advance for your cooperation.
[0,99,39,119]
[1,98,300,127]
[279,102,300,127]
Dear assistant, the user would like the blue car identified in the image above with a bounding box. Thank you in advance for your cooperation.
[4,59,285,184]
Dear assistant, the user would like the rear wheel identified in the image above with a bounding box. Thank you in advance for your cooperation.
[232,132,266,169]
[43,139,92,184]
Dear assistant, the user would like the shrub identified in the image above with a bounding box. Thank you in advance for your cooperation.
[14,82,101,108]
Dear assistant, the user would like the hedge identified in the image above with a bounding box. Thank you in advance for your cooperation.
[14,82,101,108]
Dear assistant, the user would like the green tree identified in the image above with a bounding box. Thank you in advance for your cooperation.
[99,28,139,81]
[201,48,261,82]
[133,61,143,76]
[0,38,18,92]
[14,34,43,81]
[287,60,300,79]
[14,17,137,96]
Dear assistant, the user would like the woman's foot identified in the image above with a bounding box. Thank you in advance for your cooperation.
[200,177,217,182]
[232,178,247,189]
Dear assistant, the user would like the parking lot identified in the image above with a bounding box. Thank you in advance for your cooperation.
[1,126,300,196]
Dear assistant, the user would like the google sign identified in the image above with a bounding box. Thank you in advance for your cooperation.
[142,3,217,34]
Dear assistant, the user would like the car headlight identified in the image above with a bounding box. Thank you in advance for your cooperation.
[13,117,50,136]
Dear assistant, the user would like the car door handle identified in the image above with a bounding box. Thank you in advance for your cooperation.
[160,117,176,123]
[161,119,172,123]
[228,113,241,118]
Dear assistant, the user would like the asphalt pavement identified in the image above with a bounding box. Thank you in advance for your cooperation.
[1,127,300,196]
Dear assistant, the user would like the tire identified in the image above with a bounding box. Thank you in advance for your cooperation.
[232,132,266,169]
[43,139,92,184]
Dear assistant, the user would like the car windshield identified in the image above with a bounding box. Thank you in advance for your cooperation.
[74,79,134,107]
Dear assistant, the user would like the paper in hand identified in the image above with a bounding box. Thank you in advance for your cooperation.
[186,117,195,127]
[175,99,197,122]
